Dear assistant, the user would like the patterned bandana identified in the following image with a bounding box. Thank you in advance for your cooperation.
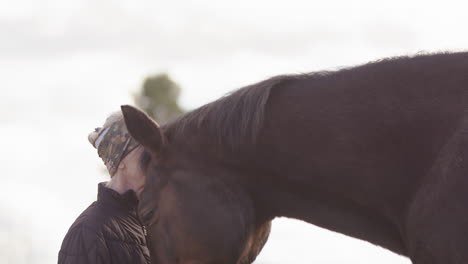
[88,113,140,176]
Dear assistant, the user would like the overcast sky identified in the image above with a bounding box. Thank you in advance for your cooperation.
[1,0,467,263]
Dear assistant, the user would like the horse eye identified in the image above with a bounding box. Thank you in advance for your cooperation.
[94,127,100,132]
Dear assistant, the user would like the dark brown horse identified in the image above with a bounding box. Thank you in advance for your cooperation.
[122,51,468,264]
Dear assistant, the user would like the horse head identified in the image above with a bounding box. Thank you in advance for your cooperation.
[121,105,271,264]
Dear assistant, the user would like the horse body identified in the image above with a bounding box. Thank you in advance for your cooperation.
[122,52,468,264]
[253,54,468,255]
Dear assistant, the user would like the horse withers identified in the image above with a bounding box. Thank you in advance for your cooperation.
[122,51,468,264]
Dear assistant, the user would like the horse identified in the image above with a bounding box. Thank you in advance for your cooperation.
[122,51,468,264]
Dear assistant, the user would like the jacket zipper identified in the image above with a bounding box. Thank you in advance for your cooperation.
[137,216,151,264]
[143,225,152,264]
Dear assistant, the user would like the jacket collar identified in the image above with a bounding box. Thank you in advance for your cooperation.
[97,182,139,211]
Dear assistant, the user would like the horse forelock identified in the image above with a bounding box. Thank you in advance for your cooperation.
[163,75,297,153]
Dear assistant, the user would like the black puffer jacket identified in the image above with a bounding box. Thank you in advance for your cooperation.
[58,183,151,264]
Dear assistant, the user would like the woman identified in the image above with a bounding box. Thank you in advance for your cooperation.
[58,111,152,264]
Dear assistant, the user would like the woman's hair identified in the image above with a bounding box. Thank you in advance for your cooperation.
[102,111,123,128]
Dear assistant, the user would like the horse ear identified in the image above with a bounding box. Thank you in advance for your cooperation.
[121,105,165,153]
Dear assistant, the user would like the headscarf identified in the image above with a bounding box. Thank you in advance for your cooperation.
[88,111,140,176]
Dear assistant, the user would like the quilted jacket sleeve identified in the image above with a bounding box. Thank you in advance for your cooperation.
[58,225,110,264]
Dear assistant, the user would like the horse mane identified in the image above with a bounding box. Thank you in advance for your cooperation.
[163,75,300,152]
[163,51,460,154]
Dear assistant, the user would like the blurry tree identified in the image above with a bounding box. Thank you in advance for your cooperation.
[134,73,185,124]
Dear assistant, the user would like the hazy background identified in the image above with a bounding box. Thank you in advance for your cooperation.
[1,0,467,263]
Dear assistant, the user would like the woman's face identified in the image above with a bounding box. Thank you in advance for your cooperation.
[120,146,146,194]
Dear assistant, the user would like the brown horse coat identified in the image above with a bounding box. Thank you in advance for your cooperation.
[123,52,468,264]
